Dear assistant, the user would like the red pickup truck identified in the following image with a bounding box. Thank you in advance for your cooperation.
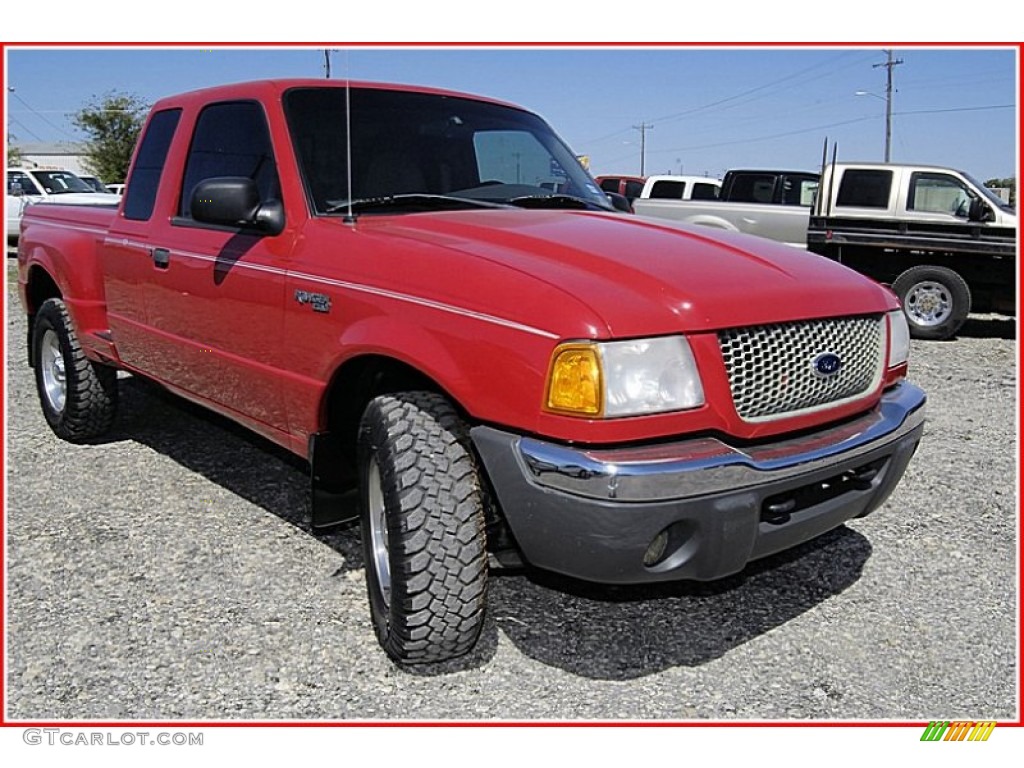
[17,79,926,665]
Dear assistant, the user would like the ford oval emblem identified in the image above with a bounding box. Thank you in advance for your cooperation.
[812,352,843,378]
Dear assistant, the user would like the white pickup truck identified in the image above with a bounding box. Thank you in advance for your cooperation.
[6,168,121,242]
[808,161,1017,339]
[637,174,722,201]
[632,169,819,248]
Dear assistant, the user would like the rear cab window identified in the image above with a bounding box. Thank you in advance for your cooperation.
[835,169,894,209]
[649,180,686,199]
[123,108,182,221]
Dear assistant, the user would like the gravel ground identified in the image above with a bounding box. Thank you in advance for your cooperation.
[4,260,1018,721]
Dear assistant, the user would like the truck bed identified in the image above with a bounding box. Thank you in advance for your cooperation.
[633,198,810,247]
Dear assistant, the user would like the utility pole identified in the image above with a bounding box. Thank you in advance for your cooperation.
[873,49,904,162]
[633,122,653,176]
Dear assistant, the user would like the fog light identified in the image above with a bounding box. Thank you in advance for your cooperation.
[643,529,670,567]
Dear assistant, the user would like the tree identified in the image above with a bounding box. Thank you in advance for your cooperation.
[984,177,1016,208]
[7,135,23,167]
[72,91,149,183]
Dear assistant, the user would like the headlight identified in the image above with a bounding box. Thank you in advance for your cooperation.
[887,309,910,367]
[545,336,704,418]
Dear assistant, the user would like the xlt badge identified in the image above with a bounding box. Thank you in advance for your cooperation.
[294,289,332,314]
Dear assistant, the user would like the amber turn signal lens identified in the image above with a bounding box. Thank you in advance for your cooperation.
[545,344,602,416]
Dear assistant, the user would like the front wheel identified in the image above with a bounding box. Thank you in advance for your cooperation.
[892,265,971,340]
[357,392,488,664]
[32,298,118,441]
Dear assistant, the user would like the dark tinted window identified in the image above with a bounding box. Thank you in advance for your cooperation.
[836,169,893,208]
[649,180,686,199]
[8,171,40,196]
[124,109,181,221]
[691,182,719,200]
[727,173,777,203]
[180,101,279,218]
[624,180,644,200]
[780,174,819,206]
[599,178,620,193]
[283,87,610,214]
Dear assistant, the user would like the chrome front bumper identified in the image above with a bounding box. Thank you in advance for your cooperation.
[471,383,926,584]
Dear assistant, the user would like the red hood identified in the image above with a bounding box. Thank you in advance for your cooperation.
[347,209,896,339]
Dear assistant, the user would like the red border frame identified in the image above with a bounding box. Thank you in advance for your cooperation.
[1,40,1020,730]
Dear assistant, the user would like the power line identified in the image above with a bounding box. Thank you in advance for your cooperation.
[647,51,875,127]
[8,115,44,142]
[10,91,79,140]
[579,51,875,148]
[651,103,1014,155]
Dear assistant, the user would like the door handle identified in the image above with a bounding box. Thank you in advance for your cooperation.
[152,247,170,269]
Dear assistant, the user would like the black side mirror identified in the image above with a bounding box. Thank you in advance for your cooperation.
[605,191,633,214]
[190,177,284,235]
[968,197,994,223]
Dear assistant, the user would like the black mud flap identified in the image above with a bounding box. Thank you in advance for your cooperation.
[309,431,359,529]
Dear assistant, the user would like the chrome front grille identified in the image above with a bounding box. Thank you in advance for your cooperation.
[717,315,885,422]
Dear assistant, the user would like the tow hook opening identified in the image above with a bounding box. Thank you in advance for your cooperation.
[760,458,888,526]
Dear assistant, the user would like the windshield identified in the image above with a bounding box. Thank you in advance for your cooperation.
[284,86,612,215]
[80,176,110,193]
[31,171,95,194]
[963,172,1014,212]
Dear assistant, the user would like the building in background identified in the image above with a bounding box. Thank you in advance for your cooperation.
[10,142,89,176]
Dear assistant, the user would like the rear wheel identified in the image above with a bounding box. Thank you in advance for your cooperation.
[892,265,971,340]
[32,298,118,441]
[357,392,488,664]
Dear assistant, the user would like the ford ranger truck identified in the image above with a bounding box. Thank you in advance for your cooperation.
[17,79,926,665]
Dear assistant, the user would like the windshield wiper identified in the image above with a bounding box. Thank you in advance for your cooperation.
[324,194,507,215]
[506,194,611,212]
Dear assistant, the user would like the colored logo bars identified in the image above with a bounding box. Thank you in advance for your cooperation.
[920,721,997,742]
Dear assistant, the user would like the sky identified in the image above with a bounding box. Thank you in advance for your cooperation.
[4,45,1018,183]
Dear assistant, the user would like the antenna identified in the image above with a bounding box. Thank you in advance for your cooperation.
[343,49,355,225]
[826,142,838,219]
[817,137,828,218]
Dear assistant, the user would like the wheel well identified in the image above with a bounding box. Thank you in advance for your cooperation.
[25,267,63,367]
[26,266,63,314]
[322,355,451,472]
[314,354,517,555]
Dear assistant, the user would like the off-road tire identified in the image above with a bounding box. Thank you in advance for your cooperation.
[32,298,118,441]
[357,392,488,664]
[892,265,971,341]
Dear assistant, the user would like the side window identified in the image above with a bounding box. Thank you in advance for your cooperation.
[728,173,777,204]
[599,178,619,194]
[908,173,972,216]
[780,175,820,206]
[649,180,687,199]
[8,171,40,196]
[835,169,893,209]
[624,180,644,200]
[123,108,181,221]
[179,101,279,218]
[691,182,719,200]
